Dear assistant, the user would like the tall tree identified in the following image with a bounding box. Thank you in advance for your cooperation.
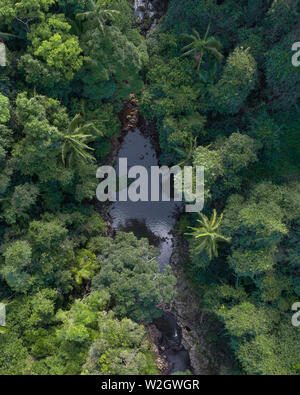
[61,114,100,166]
[209,47,257,114]
[76,0,120,33]
[181,25,223,71]
[186,209,231,260]
[91,232,176,323]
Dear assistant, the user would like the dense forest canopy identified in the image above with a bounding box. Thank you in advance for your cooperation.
[0,0,299,376]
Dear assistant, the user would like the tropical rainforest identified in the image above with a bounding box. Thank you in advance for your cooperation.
[0,0,299,376]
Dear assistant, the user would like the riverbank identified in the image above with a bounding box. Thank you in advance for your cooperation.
[165,234,237,375]
[166,235,217,374]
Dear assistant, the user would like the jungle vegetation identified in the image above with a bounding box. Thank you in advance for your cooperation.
[0,0,299,375]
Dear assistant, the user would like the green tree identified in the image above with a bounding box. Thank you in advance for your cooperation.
[0,93,10,124]
[73,249,99,285]
[186,209,231,260]
[19,14,84,89]
[0,333,33,374]
[91,232,176,323]
[181,25,223,71]
[28,219,68,253]
[139,53,205,164]
[264,0,299,44]
[0,0,56,25]
[219,132,260,190]
[1,241,33,293]
[61,114,99,166]
[12,93,63,182]
[193,132,260,199]
[56,292,108,345]
[79,18,146,102]
[83,311,158,375]
[217,302,277,338]
[222,186,289,252]
[24,218,76,293]
[53,291,110,374]
[76,0,120,33]
[209,47,257,114]
[264,30,300,110]
[3,183,39,224]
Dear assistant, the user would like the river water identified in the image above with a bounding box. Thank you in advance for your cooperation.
[110,129,182,269]
[109,129,191,374]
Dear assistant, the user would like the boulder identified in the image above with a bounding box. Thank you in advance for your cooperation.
[0,43,6,67]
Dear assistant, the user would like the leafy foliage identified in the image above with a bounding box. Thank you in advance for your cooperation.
[92,232,176,323]
[76,0,120,34]
[0,0,299,377]
[209,47,257,114]
[186,210,230,260]
[181,25,223,71]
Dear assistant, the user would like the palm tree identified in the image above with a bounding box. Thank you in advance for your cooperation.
[173,136,198,167]
[181,24,223,71]
[76,0,120,33]
[185,209,231,260]
[61,114,101,166]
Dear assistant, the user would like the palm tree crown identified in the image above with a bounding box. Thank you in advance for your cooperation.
[181,25,223,71]
[186,209,231,260]
[61,114,101,166]
[76,0,120,33]
[173,136,198,167]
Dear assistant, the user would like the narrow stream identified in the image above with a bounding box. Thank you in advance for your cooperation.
[110,129,191,374]
[110,129,181,269]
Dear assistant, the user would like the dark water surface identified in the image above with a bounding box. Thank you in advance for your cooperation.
[110,129,183,269]
[109,129,190,373]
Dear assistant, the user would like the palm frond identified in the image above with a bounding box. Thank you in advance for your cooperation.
[209,209,217,227]
[180,49,197,59]
[206,37,222,49]
[207,47,224,62]
[181,33,197,42]
[180,24,223,70]
[204,23,211,41]
[68,114,82,133]
[61,117,97,166]
[192,28,201,40]
[0,32,18,40]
